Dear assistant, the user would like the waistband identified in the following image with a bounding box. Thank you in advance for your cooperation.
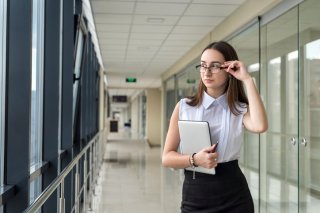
[184,160,240,179]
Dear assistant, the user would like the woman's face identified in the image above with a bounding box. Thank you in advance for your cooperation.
[200,49,229,96]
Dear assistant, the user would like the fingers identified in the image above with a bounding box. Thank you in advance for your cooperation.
[206,152,219,168]
[221,60,251,81]
[197,150,219,168]
[212,143,218,152]
[204,144,215,153]
[204,143,218,153]
[222,60,239,72]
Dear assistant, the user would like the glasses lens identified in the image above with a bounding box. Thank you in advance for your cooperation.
[196,63,221,73]
[211,63,221,72]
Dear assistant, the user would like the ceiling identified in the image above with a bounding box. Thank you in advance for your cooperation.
[91,0,247,98]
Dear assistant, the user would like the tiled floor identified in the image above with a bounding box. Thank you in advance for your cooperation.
[91,130,182,213]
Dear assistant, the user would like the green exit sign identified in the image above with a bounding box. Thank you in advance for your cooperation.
[187,79,196,84]
[126,77,137,83]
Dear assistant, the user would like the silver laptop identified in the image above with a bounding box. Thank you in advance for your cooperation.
[178,120,215,175]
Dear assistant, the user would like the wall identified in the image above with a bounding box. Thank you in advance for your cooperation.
[131,96,139,137]
[146,89,162,146]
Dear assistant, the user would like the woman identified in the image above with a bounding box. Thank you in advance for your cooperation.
[162,41,268,213]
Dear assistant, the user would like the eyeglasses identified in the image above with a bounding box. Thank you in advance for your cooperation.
[196,62,239,74]
[195,63,222,74]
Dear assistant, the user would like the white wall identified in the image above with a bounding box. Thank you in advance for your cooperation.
[131,96,139,137]
[146,89,162,146]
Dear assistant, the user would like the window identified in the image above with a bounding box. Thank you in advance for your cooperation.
[30,0,45,205]
[73,24,86,124]
[0,1,7,212]
[0,0,7,189]
[164,77,176,132]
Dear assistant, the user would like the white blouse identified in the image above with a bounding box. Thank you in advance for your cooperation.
[179,92,247,163]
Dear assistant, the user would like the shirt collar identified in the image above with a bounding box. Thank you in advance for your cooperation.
[202,91,228,110]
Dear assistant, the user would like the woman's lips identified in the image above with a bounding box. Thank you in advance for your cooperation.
[203,79,213,83]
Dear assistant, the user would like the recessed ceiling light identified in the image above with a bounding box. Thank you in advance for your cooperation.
[147,17,165,23]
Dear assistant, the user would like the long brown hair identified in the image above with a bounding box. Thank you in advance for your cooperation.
[187,41,248,115]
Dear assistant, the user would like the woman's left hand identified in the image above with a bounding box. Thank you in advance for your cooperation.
[222,60,251,82]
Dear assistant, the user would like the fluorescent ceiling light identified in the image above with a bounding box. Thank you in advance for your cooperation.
[147,17,165,23]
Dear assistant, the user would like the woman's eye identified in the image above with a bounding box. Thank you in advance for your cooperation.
[212,63,221,68]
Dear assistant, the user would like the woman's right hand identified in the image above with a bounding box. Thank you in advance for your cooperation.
[193,144,219,169]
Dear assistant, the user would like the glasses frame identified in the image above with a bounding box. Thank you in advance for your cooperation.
[195,63,223,74]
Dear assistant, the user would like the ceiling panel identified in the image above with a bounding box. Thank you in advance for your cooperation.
[131,25,173,33]
[130,32,168,40]
[92,1,135,14]
[91,0,248,98]
[96,24,131,32]
[135,3,188,15]
[185,4,238,16]
[102,45,127,51]
[99,39,127,45]
[133,15,180,25]
[192,0,245,4]
[98,32,128,39]
[166,33,203,41]
[136,0,191,3]
[178,16,224,26]
[129,39,163,45]
[171,25,212,34]
[162,39,197,46]
[94,14,132,24]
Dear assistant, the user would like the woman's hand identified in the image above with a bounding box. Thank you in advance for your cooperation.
[222,60,251,82]
[193,144,219,169]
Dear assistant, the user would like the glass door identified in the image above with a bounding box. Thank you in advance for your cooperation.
[298,0,320,212]
[260,7,299,213]
[230,21,260,210]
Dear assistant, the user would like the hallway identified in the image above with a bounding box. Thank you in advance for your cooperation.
[91,130,182,213]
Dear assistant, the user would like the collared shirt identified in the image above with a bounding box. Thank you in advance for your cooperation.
[179,91,247,163]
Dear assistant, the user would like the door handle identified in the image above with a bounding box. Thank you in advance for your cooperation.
[290,137,296,146]
[300,138,308,147]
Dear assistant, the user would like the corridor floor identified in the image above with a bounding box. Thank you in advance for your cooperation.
[92,130,183,213]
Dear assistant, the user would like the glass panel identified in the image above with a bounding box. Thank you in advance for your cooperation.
[230,21,260,210]
[138,92,146,138]
[30,0,45,206]
[73,29,84,123]
[0,0,7,194]
[299,0,320,212]
[164,77,176,132]
[260,7,299,213]
[29,177,41,204]
[177,62,199,100]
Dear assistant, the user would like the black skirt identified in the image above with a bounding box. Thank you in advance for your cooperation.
[181,160,254,213]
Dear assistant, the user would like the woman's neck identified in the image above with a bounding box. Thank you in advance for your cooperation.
[206,88,225,99]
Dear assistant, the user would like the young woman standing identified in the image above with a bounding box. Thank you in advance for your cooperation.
[162,41,268,213]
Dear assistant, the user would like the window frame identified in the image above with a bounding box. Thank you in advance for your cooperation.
[0,0,7,189]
